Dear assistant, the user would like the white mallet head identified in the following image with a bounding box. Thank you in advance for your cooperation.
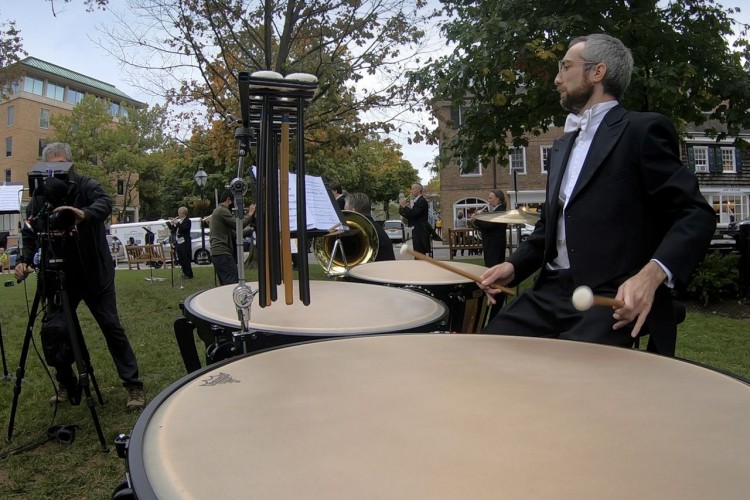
[399,243,409,256]
[572,286,594,311]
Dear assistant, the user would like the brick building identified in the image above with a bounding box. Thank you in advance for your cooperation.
[0,56,146,243]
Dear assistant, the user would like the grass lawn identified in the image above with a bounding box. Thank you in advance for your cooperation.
[0,260,748,498]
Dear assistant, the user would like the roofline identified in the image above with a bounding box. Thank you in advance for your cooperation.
[17,56,147,108]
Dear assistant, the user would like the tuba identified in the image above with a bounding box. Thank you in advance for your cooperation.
[313,210,379,276]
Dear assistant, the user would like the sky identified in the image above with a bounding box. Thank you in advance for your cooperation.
[2,0,440,184]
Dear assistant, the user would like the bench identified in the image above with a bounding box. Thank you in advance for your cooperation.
[126,244,169,281]
[447,228,483,259]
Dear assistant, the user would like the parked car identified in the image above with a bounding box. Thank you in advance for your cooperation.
[725,217,750,242]
[5,245,20,268]
[383,220,411,243]
[107,235,126,264]
[508,224,535,246]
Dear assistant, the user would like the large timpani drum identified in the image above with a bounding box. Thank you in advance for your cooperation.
[347,260,490,333]
[183,280,447,354]
[126,335,750,499]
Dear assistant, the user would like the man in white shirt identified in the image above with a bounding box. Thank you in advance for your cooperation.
[480,34,715,355]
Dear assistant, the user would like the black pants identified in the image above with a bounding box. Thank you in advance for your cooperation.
[177,242,193,278]
[56,281,143,389]
[483,269,635,348]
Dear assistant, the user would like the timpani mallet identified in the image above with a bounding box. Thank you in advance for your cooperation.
[399,244,515,296]
[571,286,625,311]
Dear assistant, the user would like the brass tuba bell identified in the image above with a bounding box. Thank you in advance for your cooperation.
[313,210,379,276]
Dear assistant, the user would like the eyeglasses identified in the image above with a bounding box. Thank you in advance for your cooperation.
[558,59,597,73]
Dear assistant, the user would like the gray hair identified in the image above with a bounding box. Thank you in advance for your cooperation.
[178,206,189,216]
[570,34,633,99]
[42,142,73,162]
[344,192,372,215]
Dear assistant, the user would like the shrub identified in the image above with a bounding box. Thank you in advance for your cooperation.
[686,252,740,307]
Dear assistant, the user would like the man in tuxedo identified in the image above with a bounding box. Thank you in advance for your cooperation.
[480,34,715,356]
[399,183,430,255]
[166,206,193,279]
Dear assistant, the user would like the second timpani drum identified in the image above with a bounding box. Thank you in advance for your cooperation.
[347,260,491,333]
[183,280,447,354]
[126,335,750,499]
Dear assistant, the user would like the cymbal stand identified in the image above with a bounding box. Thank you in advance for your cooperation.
[6,246,107,451]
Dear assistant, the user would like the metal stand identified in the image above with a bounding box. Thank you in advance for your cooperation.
[5,268,108,451]
[0,321,11,381]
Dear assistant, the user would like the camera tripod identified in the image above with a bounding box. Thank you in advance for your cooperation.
[5,265,108,451]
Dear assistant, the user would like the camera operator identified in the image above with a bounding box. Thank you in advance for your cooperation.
[14,143,145,411]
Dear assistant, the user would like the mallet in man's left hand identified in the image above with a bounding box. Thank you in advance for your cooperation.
[571,286,625,311]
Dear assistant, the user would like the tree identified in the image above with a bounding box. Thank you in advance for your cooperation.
[408,0,750,170]
[101,0,436,173]
[0,15,25,97]
[50,96,171,221]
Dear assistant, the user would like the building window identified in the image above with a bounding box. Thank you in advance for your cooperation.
[45,82,65,101]
[459,158,482,177]
[4,169,10,183]
[5,137,12,157]
[721,147,736,173]
[540,146,551,173]
[23,76,44,96]
[509,147,526,175]
[6,105,14,127]
[38,139,48,157]
[40,109,50,129]
[109,101,121,117]
[694,146,709,172]
[66,88,85,105]
[117,180,125,195]
[9,81,20,94]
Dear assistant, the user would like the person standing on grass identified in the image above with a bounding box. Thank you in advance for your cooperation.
[15,142,145,410]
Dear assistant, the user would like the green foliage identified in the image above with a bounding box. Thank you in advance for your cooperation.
[408,0,750,169]
[686,251,740,306]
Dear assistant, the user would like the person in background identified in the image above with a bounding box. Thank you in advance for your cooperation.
[209,190,256,285]
[15,142,145,410]
[345,192,395,262]
[471,189,508,315]
[329,181,346,210]
[480,34,715,355]
[0,247,9,274]
[399,183,430,256]
[471,189,508,268]
[166,206,193,279]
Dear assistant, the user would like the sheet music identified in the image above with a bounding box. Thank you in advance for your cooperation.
[252,167,342,232]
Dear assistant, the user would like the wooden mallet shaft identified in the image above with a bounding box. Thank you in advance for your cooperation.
[404,247,515,296]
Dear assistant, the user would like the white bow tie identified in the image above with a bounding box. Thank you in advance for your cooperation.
[564,109,592,133]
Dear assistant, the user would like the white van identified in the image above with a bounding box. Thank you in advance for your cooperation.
[109,219,172,247]
[110,218,210,264]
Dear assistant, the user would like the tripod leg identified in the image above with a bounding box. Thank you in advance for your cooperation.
[70,312,105,405]
[60,288,109,452]
[1,322,11,380]
[6,287,42,443]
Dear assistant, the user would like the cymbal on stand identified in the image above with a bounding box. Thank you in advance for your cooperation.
[474,208,540,225]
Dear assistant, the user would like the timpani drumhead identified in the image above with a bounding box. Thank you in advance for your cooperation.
[348,260,488,285]
[129,335,750,499]
[185,280,446,334]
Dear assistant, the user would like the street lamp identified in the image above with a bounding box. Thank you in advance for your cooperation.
[193,167,209,264]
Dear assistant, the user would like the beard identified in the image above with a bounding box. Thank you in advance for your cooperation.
[560,78,595,114]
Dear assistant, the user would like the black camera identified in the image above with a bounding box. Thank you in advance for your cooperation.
[48,209,77,231]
